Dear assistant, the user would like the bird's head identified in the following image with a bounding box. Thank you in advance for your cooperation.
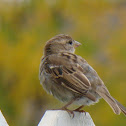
[44,34,81,56]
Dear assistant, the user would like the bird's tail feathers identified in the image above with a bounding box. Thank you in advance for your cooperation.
[114,98,126,116]
[97,86,121,115]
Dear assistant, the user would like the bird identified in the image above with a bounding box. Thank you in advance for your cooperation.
[39,34,126,116]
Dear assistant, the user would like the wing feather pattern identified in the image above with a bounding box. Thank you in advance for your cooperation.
[41,53,96,101]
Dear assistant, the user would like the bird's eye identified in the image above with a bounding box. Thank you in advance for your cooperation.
[68,40,73,45]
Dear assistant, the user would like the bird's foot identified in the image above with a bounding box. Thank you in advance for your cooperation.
[73,105,86,113]
[52,107,74,118]
[61,107,75,118]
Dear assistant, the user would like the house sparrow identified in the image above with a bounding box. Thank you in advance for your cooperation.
[39,34,126,115]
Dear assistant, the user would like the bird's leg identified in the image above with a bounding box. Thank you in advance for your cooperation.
[61,99,75,109]
[52,99,74,110]
[60,98,77,118]
[73,105,85,112]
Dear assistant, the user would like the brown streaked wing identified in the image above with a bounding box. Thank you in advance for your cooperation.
[45,53,91,95]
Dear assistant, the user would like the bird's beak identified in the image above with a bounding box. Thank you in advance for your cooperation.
[74,41,81,48]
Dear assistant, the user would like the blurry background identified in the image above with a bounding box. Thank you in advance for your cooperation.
[0,0,126,126]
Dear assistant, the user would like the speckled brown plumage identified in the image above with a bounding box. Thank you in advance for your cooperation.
[39,34,126,116]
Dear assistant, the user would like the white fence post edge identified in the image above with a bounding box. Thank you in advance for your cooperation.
[0,110,9,126]
[38,110,95,126]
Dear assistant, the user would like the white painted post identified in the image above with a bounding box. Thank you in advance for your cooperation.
[38,110,95,126]
[0,110,9,126]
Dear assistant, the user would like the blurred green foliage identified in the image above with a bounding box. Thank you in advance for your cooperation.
[0,0,126,126]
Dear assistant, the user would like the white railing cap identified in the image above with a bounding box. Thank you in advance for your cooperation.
[38,110,95,126]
